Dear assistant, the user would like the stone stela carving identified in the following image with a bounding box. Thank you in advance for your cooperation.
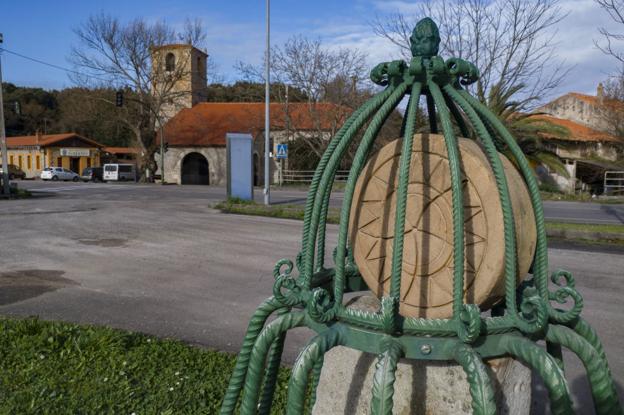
[220,17,623,415]
[350,133,536,319]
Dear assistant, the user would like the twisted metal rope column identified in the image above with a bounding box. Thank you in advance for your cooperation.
[257,307,290,415]
[286,328,344,415]
[333,83,411,311]
[453,343,497,415]
[429,81,477,341]
[239,312,307,415]
[307,355,325,413]
[546,325,622,415]
[458,91,550,302]
[443,85,549,334]
[385,81,422,334]
[500,335,573,415]
[220,297,284,415]
[370,339,404,415]
[302,88,396,285]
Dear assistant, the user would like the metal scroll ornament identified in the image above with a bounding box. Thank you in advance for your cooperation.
[220,18,622,415]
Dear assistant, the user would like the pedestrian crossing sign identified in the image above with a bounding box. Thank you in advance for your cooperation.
[276,144,288,159]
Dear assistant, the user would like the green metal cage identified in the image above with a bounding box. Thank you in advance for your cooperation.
[220,18,622,415]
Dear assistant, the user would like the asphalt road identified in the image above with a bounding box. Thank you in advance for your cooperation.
[2,181,623,413]
[18,180,624,225]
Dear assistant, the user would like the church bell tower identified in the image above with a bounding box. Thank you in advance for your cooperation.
[151,44,208,122]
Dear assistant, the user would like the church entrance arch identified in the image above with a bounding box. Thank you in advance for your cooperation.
[181,152,210,185]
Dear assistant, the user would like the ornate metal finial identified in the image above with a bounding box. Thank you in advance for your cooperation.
[410,17,441,58]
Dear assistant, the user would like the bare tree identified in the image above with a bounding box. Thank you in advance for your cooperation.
[372,0,569,112]
[594,1,624,140]
[595,0,624,64]
[237,36,371,161]
[595,76,624,140]
[69,13,209,180]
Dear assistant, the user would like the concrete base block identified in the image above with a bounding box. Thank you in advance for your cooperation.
[312,296,531,414]
[312,347,531,415]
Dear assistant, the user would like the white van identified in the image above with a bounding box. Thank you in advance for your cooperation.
[103,164,137,182]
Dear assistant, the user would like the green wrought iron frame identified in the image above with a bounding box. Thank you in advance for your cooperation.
[220,18,623,415]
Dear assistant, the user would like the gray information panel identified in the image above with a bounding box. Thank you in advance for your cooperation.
[226,133,253,201]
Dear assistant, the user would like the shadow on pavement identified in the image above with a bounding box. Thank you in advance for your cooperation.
[0,270,78,306]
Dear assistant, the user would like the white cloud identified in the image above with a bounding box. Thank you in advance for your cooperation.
[550,0,622,94]
[352,0,624,98]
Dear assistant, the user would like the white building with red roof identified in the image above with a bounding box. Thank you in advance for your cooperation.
[536,84,623,193]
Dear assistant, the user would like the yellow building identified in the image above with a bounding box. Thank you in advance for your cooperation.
[1,133,103,179]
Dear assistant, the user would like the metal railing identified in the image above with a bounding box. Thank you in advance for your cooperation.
[282,169,350,183]
[604,170,624,195]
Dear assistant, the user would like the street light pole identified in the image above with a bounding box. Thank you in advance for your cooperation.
[0,34,10,196]
[159,119,165,184]
[263,0,271,205]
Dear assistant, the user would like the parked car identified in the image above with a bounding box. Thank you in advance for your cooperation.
[103,164,137,181]
[0,164,26,180]
[81,167,103,182]
[41,167,80,181]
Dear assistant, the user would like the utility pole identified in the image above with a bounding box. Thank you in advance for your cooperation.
[159,119,165,184]
[0,34,10,196]
[264,0,271,205]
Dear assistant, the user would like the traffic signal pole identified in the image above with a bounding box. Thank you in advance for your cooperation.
[0,34,11,196]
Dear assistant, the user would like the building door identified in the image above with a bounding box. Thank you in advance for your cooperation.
[181,152,209,185]
[253,153,259,186]
[70,157,80,173]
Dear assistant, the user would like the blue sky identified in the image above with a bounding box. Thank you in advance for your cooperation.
[0,0,621,101]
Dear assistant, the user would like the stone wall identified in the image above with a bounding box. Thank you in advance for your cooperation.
[155,146,227,185]
[539,94,609,131]
[548,140,621,162]
[151,45,209,123]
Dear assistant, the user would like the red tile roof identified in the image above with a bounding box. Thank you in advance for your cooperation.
[567,92,599,106]
[6,133,103,148]
[549,92,624,112]
[163,102,350,147]
[103,147,140,155]
[150,44,208,56]
[532,115,620,143]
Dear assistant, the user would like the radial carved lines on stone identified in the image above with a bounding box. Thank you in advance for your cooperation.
[350,134,535,319]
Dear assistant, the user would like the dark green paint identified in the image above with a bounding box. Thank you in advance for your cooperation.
[220,17,622,415]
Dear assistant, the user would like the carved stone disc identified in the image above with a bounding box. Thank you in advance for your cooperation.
[349,133,536,318]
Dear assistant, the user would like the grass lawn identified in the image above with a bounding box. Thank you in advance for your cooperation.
[540,191,624,204]
[214,198,341,224]
[215,198,624,244]
[544,221,624,234]
[0,317,290,414]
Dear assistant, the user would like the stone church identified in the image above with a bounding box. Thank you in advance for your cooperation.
[151,44,346,186]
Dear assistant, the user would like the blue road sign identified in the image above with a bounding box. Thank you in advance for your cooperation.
[276,143,288,160]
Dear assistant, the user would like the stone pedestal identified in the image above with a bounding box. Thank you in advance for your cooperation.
[312,296,531,415]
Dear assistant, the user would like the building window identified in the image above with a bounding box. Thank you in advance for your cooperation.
[87,157,91,168]
[9,155,13,166]
[57,157,62,167]
[197,56,202,74]
[165,53,176,71]
[36,155,41,170]
[27,155,31,169]
[18,155,22,169]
